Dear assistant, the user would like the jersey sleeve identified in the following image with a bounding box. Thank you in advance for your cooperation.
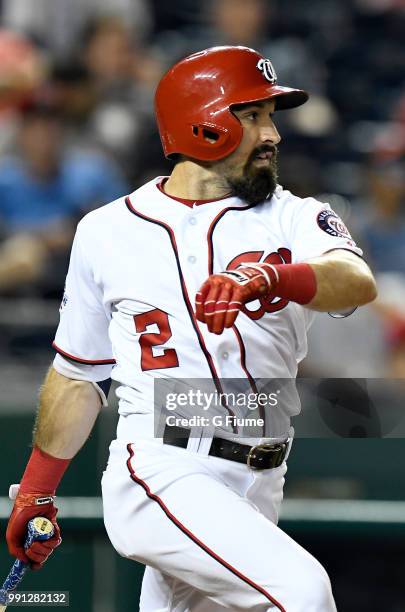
[52,221,115,381]
[288,197,363,262]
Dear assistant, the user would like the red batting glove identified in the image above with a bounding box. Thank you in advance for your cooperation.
[6,446,70,570]
[195,264,272,334]
[6,490,61,570]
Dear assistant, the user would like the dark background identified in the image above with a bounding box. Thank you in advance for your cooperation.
[0,0,404,610]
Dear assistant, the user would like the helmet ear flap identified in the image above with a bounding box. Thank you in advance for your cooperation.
[190,123,230,149]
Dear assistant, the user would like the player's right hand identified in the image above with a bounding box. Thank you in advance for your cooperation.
[6,489,61,570]
[195,264,272,334]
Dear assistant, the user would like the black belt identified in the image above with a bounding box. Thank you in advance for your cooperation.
[163,425,289,470]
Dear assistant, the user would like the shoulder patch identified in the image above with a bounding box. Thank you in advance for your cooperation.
[317,209,352,239]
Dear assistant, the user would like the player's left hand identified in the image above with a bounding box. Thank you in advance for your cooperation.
[195,264,272,334]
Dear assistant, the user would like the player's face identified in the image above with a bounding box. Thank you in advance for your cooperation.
[220,99,280,205]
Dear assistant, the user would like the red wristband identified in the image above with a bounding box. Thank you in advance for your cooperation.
[19,446,71,495]
[262,262,317,305]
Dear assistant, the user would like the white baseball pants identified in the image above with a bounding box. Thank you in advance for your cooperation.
[102,436,337,611]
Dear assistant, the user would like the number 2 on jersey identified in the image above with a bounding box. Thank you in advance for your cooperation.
[134,309,179,371]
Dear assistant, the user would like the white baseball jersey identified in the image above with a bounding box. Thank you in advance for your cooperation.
[53,176,362,436]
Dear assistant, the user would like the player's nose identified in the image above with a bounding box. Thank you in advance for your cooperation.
[259,123,281,145]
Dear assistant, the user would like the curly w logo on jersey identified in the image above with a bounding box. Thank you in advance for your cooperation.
[227,248,292,318]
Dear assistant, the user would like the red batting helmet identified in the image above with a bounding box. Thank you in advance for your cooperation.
[155,45,308,162]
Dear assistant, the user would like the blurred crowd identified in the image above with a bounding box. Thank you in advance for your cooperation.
[0,0,404,378]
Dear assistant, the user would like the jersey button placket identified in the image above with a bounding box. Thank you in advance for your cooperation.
[184,214,197,264]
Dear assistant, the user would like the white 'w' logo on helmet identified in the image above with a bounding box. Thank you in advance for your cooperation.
[256,58,277,84]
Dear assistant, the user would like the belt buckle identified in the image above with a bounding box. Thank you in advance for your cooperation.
[246,442,286,470]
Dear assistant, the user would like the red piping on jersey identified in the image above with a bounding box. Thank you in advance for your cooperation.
[230,322,262,402]
[53,342,116,365]
[157,178,232,207]
[207,205,256,276]
[126,443,286,612]
[125,195,233,420]
[206,205,260,397]
[323,247,364,259]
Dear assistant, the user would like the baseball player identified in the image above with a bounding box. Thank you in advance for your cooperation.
[5,46,377,611]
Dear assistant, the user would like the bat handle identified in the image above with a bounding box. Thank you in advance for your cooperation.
[24,518,54,549]
[0,517,54,606]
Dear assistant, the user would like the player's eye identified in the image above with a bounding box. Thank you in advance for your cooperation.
[244,111,258,121]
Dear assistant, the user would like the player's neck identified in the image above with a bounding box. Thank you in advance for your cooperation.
[164,160,232,201]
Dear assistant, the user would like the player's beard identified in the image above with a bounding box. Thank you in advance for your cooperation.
[226,145,278,205]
